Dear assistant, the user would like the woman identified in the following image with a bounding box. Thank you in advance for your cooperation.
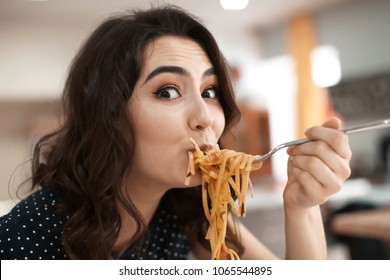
[0,6,351,260]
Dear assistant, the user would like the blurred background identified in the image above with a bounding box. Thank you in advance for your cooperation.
[1,0,390,259]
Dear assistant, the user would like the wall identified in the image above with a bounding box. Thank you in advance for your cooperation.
[315,0,390,80]
[0,102,60,201]
[262,0,390,78]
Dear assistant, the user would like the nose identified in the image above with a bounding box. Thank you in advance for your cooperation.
[188,96,214,131]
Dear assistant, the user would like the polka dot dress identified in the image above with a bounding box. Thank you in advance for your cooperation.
[0,188,191,260]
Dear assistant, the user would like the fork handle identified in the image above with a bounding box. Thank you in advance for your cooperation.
[292,118,390,145]
[342,118,390,134]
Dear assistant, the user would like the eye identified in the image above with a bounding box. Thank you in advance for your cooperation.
[201,87,218,99]
[154,86,181,99]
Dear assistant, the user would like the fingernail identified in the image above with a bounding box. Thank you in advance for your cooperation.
[289,156,294,161]
[305,128,312,135]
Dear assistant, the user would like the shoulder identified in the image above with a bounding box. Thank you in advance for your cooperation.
[1,188,66,230]
[0,188,68,260]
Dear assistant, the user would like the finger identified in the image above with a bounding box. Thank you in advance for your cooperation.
[287,141,352,180]
[320,117,342,130]
[288,155,343,194]
[304,127,351,160]
[302,117,341,140]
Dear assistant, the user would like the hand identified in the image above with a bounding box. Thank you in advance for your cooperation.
[283,117,352,209]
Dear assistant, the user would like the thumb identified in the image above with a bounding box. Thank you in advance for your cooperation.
[321,117,342,130]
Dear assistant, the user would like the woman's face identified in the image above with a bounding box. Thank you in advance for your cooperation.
[127,36,225,190]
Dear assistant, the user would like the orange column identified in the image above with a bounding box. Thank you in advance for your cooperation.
[287,13,328,137]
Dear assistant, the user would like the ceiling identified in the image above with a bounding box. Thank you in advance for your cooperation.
[2,0,354,35]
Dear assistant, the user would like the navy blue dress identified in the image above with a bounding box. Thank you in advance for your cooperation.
[0,188,191,260]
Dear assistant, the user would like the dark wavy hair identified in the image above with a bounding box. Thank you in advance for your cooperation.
[30,5,241,259]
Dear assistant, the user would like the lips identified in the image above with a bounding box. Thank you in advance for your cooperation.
[187,137,215,154]
[188,143,213,153]
[199,144,213,152]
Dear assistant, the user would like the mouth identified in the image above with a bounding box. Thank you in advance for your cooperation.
[198,144,213,153]
[188,143,213,154]
[187,137,215,155]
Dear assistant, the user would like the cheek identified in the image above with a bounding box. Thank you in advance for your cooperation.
[134,114,177,153]
[213,105,226,138]
[136,104,182,137]
[130,108,186,181]
[131,103,185,163]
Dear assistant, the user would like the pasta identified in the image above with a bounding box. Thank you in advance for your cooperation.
[185,138,262,260]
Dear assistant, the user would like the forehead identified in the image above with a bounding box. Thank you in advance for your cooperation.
[141,36,212,70]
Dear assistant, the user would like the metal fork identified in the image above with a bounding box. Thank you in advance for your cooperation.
[253,118,390,162]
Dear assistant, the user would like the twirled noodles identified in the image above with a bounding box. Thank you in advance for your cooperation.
[185,138,262,260]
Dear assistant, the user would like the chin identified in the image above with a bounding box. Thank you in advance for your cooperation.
[180,172,202,188]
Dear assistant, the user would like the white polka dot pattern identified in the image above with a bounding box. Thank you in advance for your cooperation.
[0,189,67,259]
[0,188,191,260]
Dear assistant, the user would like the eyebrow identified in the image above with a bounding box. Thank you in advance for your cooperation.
[143,65,216,84]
